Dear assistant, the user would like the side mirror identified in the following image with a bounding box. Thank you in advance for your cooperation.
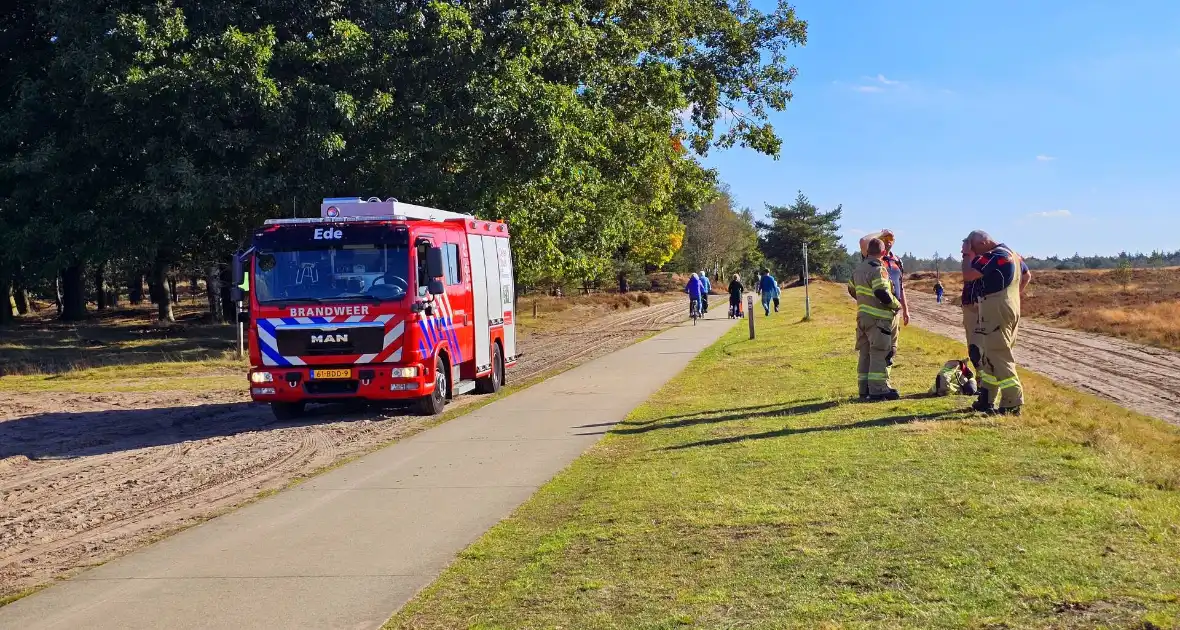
[230,252,246,302]
[428,279,445,295]
[426,246,445,279]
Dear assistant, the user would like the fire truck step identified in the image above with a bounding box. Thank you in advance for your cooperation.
[454,379,477,396]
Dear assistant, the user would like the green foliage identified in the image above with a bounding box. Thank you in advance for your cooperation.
[677,189,759,279]
[756,191,843,282]
[1,0,809,307]
[1111,258,1133,292]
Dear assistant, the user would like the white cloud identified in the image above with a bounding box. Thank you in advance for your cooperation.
[848,74,906,93]
[1036,154,1056,162]
[1028,209,1071,219]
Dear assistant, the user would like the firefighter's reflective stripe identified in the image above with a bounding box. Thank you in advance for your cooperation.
[858,304,896,319]
[239,272,249,292]
[981,370,1021,391]
[866,372,889,381]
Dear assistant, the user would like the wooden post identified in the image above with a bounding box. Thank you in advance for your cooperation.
[533,300,538,319]
[747,295,755,339]
[803,242,811,321]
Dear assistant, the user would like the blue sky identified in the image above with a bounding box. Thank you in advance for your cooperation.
[702,0,1180,258]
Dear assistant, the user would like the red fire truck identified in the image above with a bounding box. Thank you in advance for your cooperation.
[232,197,516,420]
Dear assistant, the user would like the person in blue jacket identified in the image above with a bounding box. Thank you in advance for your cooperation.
[685,272,703,317]
[698,270,711,315]
[758,269,777,316]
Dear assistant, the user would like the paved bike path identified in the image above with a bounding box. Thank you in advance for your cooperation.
[0,313,737,630]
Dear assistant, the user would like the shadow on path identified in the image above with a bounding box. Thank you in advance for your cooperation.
[665,410,964,450]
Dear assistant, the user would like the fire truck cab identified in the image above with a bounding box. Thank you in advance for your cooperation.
[233,197,516,420]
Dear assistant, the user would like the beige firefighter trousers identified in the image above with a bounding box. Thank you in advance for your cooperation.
[975,293,1023,409]
[962,303,981,371]
[856,313,899,396]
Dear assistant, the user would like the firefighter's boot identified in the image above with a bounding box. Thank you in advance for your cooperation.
[971,388,992,413]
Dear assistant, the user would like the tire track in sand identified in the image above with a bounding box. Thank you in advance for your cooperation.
[906,291,1180,425]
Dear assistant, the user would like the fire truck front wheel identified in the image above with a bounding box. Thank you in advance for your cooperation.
[416,356,448,416]
[271,402,306,422]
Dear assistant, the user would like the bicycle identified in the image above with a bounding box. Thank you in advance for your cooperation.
[689,298,701,325]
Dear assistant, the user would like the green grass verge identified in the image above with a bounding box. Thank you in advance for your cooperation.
[386,283,1180,630]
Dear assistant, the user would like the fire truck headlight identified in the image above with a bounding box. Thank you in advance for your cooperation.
[389,367,419,379]
[250,371,274,384]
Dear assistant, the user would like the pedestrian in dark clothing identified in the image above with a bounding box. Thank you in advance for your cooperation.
[727,274,744,318]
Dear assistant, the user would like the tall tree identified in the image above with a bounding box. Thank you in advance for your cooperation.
[757,191,843,283]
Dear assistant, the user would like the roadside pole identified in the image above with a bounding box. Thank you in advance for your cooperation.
[803,242,812,321]
[747,294,755,339]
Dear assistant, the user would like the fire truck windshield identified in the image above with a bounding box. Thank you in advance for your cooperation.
[253,245,411,304]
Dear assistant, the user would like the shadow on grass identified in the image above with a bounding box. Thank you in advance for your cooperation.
[664,410,964,450]
[617,400,827,426]
[604,399,840,436]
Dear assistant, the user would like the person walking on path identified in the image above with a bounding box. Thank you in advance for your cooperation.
[758,269,777,316]
[685,272,704,318]
[771,276,781,312]
[727,274,744,318]
[698,270,711,314]
[934,279,945,304]
[848,238,902,401]
[962,230,1032,415]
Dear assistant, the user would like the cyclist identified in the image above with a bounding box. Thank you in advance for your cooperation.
[685,272,704,318]
[698,270,711,314]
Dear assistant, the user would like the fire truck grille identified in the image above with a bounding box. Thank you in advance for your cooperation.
[275,325,386,356]
[304,380,360,396]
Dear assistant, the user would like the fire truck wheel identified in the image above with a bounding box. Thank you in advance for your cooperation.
[271,402,306,422]
[475,343,503,394]
[416,356,448,416]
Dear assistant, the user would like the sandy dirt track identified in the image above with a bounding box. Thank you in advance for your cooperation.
[906,291,1180,425]
[0,299,691,598]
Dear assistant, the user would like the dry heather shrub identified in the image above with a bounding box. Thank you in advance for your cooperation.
[636,293,652,306]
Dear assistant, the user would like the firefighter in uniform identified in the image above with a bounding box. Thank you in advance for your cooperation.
[960,238,983,376]
[962,230,1031,415]
[847,238,902,401]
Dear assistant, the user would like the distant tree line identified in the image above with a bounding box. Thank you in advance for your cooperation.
[1,0,809,324]
[894,250,1180,274]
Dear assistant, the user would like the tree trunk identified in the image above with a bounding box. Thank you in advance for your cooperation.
[168,276,178,304]
[128,271,145,305]
[0,270,14,325]
[151,252,174,322]
[219,266,235,322]
[94,262,108,310]
[12,265,29,315]
[54,275,63,315]
[60,262,88,321]
[206,265,225,324]
[190,275,200,303]
[617,270,629,293]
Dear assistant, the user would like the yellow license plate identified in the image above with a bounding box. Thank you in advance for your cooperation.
[312,369,352,380]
